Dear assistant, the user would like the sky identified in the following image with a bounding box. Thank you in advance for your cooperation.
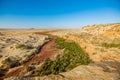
[0,0,120,28]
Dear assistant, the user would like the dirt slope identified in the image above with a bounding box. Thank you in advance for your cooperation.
[0,30,63,79]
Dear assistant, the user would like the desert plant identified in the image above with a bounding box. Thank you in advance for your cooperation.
[5,38,11,43]
[0,68,7,76]
[92,52,97,55]
[0,54,2,58]
[30,50,38,55]
[113,38,120,44]
[101,43,120,49]
[1,56,21,68]
[15,44,32,49]
[37,58,53,76]
[26,66,35,72]
[22,50,37,64]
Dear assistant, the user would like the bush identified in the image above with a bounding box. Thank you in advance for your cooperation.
[37,58,54,76]
[1,56,21,68]
[5,38,11,43]
[0,54,2,58]
[16,44,32,49]
[36,37,92,76]
[26,66,35,72]
[30,50,38,55]
[0,68,7,76]
[21,50,37,64]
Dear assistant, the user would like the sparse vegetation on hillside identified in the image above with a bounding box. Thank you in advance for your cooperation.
[1,56,21,69]
[112,38,120,44]
[36,37,92,76]
[101,43,120,49]
[22,50,37,64]
[15,44,32,49]
[100,38,120,49]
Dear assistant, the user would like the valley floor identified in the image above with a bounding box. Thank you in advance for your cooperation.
[0,23,120,80]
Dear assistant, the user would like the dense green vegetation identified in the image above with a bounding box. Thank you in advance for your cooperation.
[102,43,120,49]
[36,37,92,76]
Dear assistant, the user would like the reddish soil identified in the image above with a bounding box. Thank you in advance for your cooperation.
[1,67,23,79]
[24,38,59,66]
[2,32,61,79]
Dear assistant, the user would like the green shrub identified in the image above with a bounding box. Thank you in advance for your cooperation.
[37,58,54,76]
[16,44,32,49]
[36,37,92,76]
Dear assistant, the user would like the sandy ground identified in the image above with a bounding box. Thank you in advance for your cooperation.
[0,29,64,79]
[0,29,49,67]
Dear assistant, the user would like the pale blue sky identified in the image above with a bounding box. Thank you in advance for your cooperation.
[0,0,120,28]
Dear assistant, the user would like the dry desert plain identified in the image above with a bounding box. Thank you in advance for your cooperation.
[0,23,120,80]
